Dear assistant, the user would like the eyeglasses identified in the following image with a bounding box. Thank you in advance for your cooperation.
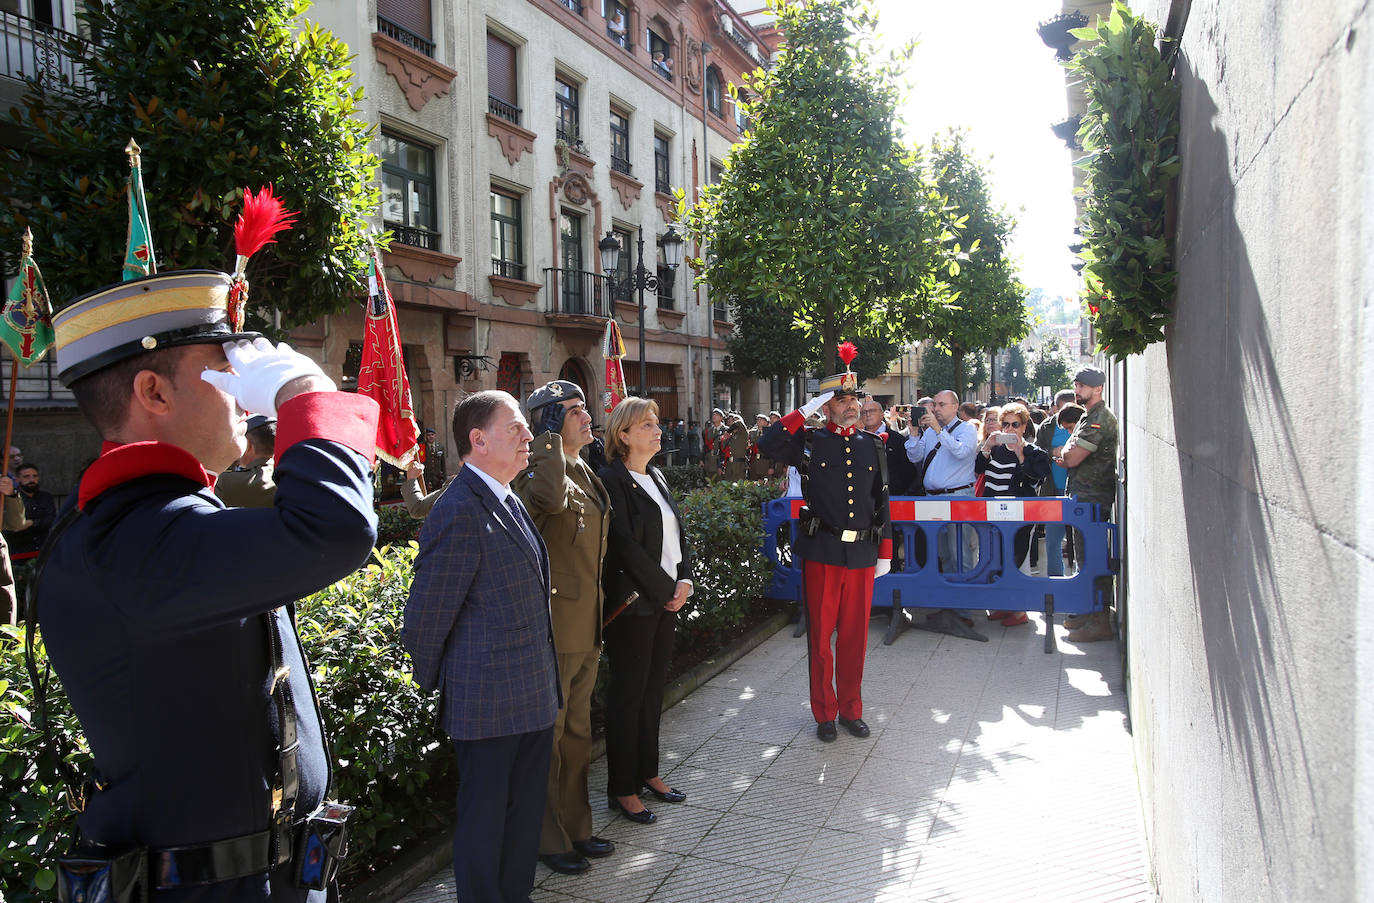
[999,421,1023,429]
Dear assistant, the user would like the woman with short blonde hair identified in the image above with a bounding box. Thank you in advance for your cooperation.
[604,396,657,462]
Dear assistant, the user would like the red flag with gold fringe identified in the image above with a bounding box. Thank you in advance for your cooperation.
[358,246,421,467]
[602,319,628,414]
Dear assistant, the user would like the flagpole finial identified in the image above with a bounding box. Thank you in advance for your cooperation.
[21,227,32,258]
[125,138,141,166]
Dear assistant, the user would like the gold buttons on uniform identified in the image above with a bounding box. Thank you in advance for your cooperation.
[847,472,853,478]
[551,587,558,594]
[846,459,852,465]
[849,512,855,518]
[847,485,854,492]
[848,499,854,505]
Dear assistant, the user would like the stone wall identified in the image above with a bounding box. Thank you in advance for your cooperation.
[1127,1,1371,899]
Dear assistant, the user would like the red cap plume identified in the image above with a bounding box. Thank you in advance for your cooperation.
[837,341,858,368]
[234,185,297,261]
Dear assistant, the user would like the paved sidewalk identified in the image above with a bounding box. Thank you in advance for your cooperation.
[402,612,1153,902]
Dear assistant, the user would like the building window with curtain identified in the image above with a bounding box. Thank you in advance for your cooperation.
[381,133,438,250]
[490,188,524,280]
[377,0,434,56]
[705,66,722,116]
[603,0,629,49]
[653,134,670,195]
[487,32,520,124]
[555,77,580,146]
[610,107,631,175]
[559,210,587,314]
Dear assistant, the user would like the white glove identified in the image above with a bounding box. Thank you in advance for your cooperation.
[874,559,891,578]
[200,338,333,416]
[800,390,835,418]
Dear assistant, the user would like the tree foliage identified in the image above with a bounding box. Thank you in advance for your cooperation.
[919,129,1031,391]
[685,0,948,377]
[916,343,987,400]
[0,0,380,327]
[1027,334,1077,395]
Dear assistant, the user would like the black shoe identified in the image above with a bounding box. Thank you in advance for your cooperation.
[608,796,657,824]
[574,836,615,858]
[540,852,590,874]
[816,720,838,742]
[838,717,871,738]
[642,783,686,803]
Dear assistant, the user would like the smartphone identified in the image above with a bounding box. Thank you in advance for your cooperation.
[995,432,1017,445]
[912,405,928,422]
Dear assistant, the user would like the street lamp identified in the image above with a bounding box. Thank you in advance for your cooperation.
[599,224,684,397]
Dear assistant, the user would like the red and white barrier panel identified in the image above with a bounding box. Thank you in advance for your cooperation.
[783,497,1065,523]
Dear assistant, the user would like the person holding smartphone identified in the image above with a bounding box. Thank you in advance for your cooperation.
[976,402,1052,625]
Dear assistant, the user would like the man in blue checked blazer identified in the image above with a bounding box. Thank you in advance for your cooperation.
[403,390,561,903]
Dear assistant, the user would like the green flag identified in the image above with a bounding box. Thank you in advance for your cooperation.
[123,138,156,281]
[0,228,56,366]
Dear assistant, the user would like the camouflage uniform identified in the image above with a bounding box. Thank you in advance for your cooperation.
[1065,400,1119,515]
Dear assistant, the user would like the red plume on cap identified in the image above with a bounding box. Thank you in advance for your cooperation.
[234,185,297,265]
[837,341,858,369]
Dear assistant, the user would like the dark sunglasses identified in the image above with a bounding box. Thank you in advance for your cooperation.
[1000,421,1024,429]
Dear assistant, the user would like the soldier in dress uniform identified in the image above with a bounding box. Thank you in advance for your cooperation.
[1055,365,1120,643]
[722,414,750,480]
[701,408,725,479]
[514,380,616,876]
[215,413,278,508]
[747,414,775,480]
[36,268,380,901]
[760,344,892,743]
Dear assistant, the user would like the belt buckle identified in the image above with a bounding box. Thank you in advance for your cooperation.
[840,529,859,542]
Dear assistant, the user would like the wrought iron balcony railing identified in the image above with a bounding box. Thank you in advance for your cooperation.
[0,11,92,91]
[544,267,610,318]
[488,95,521,125]
[492,258,527,280]
[385,222,440,252]
[376,15,435,58]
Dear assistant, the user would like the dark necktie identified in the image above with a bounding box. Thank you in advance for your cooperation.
[504,494,540,556]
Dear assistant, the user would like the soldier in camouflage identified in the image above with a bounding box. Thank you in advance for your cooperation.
[1055,365,1119,642]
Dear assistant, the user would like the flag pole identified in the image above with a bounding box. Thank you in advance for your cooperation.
[2,358,17,472]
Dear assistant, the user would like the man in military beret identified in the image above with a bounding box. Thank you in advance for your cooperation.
[1055,365,1119,642]
[514,380,616,876]
[215,414,278,508]
[760,347,891,743]
[37,269,380,901]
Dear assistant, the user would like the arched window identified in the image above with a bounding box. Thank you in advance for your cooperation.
[705,65,722,116]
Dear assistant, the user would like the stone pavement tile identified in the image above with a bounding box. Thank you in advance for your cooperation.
[762,743,867,788]
[711,711,809,746]
[596,800,725,853]
[848,752,956,799]
[728,774,845,826]
[793,826,923,890]
[530,888,587,903]
[536,844,682,903]
[823,786,940,843]
[772,872,921,903]
[687,811,819,872]
[868,725,966,767]
[680,736,785,776]
[650,857,789,903]
[912,842,1149,903]
[658,764,758,812]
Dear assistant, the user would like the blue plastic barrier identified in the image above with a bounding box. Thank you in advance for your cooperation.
[762,495,1119,651]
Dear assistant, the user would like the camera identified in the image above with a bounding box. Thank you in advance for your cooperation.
[994,432,1017,445]
[912,405,928,422]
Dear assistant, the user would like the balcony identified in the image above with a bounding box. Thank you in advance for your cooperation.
[544,268,610,318]
[386,222,440,252]
[492,258,526,281]
[611,155,632,176]
[376,15,435,58]
[488,95,521,125]
[1,11,92,91]
[656,267,675,310]
[559,0,584,13]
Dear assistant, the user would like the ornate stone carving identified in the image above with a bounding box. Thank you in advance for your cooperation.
[654,191,677,223]
[609,168,643,210]
[685,39,703,92]
[489,274,542,307]
[486,114,536,165]
[656,308,686,331]
[383,242,461,285]
[563,172,591,205]
[371,33,458,112]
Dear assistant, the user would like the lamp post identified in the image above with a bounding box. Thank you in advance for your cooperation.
[599,224,684,397]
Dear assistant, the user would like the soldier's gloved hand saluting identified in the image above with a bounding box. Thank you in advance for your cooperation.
[200,337,335,416]
[533,400,568,438]
[799,390,835,419]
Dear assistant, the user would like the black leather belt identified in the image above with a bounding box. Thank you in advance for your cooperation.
[152,829,272,889]
[802,511,884,543]
[927,483,974,495]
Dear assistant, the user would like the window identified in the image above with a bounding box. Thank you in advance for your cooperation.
[559,210,586,313]
[603,0,629,49]
[610,226,633,304]
[486,33,520,124]
[559,0,584,13]
[735,89,751,135]
[708,160,724,184]
[381,133,438,250]
[656,262,675,310]
[610,108,631,175]
[555,77,580,146]
[490,188,524,280]
[377,0,434,56]
[653,134,670,195]
[705,66,722,116]
[647,28,672,80]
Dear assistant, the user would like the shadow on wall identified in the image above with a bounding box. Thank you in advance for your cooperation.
[1165,56,1322,865]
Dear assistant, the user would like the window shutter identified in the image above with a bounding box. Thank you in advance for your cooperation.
[378,0,432,39]
[487,34,517,104]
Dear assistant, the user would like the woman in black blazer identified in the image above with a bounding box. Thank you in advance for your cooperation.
[598,396,694,824]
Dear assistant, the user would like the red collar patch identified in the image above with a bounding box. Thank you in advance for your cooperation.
[78,441,217,510]
[825,423,858,438]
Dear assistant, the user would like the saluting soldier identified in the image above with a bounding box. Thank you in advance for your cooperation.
[747,414,775,480]
[515,381,616,875]
[760,344,891,743]
[215,413,278,508]
[722,414,750,480]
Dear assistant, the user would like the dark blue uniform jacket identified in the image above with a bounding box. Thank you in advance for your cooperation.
[37,392,380,902]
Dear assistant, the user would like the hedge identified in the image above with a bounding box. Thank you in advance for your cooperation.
[0,479,780,898]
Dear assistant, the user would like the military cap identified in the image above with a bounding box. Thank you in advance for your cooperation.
[245,414,276,432]
[818,340,865,397]
[526,379,585,413]
[1073,366,1107,387]
[54,270,258,386]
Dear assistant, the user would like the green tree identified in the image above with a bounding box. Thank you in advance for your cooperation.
[685,0,948,377]
[917,343,987,399]
[1027,335,1076,395]
[919,130,1031,391]
[1005,345,1031,397]
[0,0,380,326]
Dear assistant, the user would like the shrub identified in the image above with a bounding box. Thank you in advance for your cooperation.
[375,503,422,549]
[658,463,707,496]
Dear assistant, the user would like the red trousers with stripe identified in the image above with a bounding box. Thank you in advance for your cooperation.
[803,559,874,723]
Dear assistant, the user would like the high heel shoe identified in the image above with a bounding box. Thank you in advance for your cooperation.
[642,783,686,803]
[608,796,656,824]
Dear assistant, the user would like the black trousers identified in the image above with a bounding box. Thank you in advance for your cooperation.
[451,727,554,903]
[603,608,675,797]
